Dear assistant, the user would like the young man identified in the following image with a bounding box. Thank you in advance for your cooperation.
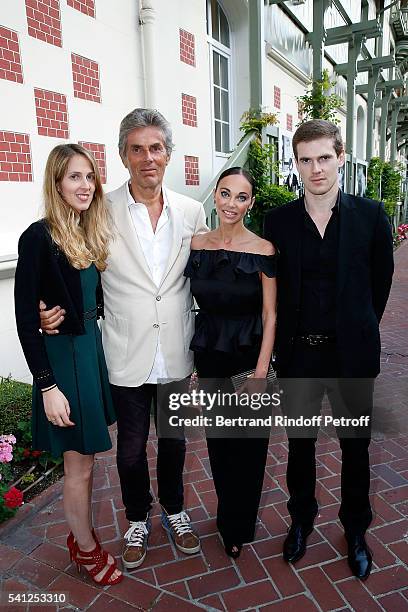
[40,108,207,569]
[264,119,394,580]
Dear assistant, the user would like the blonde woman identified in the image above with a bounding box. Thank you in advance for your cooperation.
[14,144,122,585]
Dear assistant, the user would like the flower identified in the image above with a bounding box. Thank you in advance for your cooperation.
[0,435,16,445]
[0,442,13,463]
[31,450,42,458]
[22,449,31,458]
[3,487,24,509]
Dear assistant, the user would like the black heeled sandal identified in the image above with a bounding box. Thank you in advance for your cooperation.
[223,540,243,559]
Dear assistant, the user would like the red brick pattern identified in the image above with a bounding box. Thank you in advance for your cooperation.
[0,131,32,182]
[71,53,101,103]
[287,113,293,132]
[274,85,281,109]
[0,27,23,84]
[34,87,69,138]
[185,155,199,185]
[1,244,408,610]
[25,0,62,47]
[182,94,197,127]
[67,0,95,18]
[179,29,195,67]
[78,141,106,183]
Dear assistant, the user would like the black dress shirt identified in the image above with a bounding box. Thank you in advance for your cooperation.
[298,196,339,334]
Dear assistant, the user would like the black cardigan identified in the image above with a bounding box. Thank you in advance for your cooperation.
[14,220,104,390]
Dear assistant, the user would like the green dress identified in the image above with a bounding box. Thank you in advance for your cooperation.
[32,264,116,457]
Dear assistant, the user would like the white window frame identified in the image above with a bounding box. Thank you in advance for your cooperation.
[207,0,233,159]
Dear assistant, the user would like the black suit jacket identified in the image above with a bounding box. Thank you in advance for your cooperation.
[14,220,104,390]
[263,192,394,377]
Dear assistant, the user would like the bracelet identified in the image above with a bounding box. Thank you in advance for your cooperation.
[41,384,57,394]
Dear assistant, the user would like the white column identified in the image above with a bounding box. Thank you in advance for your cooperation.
[140,0,157,108]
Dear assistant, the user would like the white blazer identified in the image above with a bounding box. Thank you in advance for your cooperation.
[101,182,207,387]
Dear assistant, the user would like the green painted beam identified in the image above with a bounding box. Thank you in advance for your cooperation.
[380,92,392,160]
[324,19,381,46]
[311,0,327,84]
[356,78,403,94]
[346,34,364,193]
[249,0,263,112]
[336,55,395,76]
[366,66,381,160]
[391,106,400,163]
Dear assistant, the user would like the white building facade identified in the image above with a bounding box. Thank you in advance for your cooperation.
[0,0,403,381]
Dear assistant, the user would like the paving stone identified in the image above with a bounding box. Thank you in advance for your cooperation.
[187,567,240,599]
[0,543,24,571]
[299,566,345,611]
[198,593,225,610]
[337,577,382,610]
[389,540,408,565]
[365,565,408,596]
[260,594,319,611]
[262,557,305,597]
[377,591,408,611]
[373,519,408,544]
[10,557,59,589]
[155,557,207,585]
[221,580,279,610]
[234,545,267,582]
[3,527,43,554]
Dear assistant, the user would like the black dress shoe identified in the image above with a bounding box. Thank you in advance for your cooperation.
[283,523,313,563]
[346,534,372,580]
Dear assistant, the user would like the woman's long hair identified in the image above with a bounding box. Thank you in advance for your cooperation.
[43,144,113,271]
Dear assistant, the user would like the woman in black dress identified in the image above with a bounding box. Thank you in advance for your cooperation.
[15,144,122,585]
[185,167,277,557]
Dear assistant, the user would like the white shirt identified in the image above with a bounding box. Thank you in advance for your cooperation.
[127,183,172,383]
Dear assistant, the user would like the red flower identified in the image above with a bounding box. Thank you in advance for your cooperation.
[22,448,31,458]
[31,450,42,458]
[3,487,24,509]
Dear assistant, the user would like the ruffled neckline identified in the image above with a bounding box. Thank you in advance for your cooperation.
[185,249,277,278]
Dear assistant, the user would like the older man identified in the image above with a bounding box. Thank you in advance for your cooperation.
[41,108,207,569]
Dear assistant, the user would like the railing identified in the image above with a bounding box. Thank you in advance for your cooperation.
[0,255,17,280]
[200,130,258,228]
[391,2,408,37]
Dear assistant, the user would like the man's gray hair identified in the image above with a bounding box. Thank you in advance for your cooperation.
[118,108,174,159]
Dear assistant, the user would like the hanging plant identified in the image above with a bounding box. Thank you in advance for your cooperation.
[297,69,343,125]
[239,110,295,235]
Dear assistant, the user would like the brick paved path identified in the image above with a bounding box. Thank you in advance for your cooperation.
[1,243,407,611]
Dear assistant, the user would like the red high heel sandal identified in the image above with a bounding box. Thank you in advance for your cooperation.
[72,540,123,586]
[67,529,100,562]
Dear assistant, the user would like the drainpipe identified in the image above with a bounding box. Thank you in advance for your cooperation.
[140,0,157,108]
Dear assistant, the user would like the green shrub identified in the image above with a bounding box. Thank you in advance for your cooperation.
[0,377,32,436]
[246,184,295,235]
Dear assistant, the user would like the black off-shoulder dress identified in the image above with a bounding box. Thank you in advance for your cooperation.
[185,248,277,546]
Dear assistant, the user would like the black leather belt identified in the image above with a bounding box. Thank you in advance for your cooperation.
[296,334,336,346]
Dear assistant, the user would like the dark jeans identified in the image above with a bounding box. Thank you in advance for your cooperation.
[281,342,373,534]
[110,383,186,522]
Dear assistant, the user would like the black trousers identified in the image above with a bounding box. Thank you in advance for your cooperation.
[110,383,186,522]
[280,342,373,534]
[195,348,269,544]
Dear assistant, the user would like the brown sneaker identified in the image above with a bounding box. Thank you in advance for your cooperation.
[122,517,151,569]
[161,509,200,554]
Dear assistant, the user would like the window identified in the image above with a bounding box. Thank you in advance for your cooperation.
[207,1,231,154]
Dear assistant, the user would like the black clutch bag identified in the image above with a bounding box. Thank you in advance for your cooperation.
[231,364,277,391]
